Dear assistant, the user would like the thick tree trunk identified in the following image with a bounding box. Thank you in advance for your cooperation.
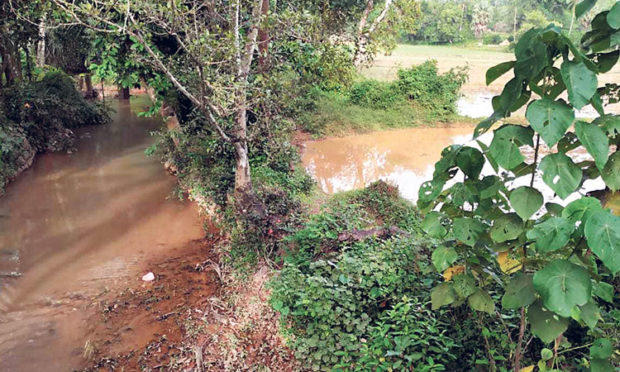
[84,74,94,97]
[0,34,22,86]
[119,86,130,100]
[36,14,46,68]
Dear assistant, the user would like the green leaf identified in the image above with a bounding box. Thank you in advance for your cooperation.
[590,338,613,359]
[561,60,598,109]
[578,301,601,329]
[486,61,515,85]
[528,301,569,344]
[527,217,574,253]
[575,0,597,18]
[608,1,620,29]
[489,125,535,170]
[562,197,602,234]
[515,29,548,79]
[593,114,620,138]
[595,50,619,73]
[533,260,592,317]
[502,273,536,309]
[432,246,458,272]
[574,121,609,170]
[490,213,524,243]
[431,283,457,310]
[453,217,487,247]
[590,358,614,372]
[592,281,614,303]
[456,147,485,179]
[584,210,620,274]
[539,153,583,199]
[545,202,564,216]
[601,151,620,191]
[468,289,495,314]
[525,98,575,146]
[510,186,543,220]
[422,211,449,238]
[453,274,477,298]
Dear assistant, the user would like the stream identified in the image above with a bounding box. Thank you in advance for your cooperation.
[0,96,203,371]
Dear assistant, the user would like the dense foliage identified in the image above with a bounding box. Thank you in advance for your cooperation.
[0,70,108,192]
[418,3,619,370]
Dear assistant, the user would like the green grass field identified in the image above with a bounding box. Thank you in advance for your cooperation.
[362,44,620,94]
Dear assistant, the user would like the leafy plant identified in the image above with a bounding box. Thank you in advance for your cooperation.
[419,4,619,371]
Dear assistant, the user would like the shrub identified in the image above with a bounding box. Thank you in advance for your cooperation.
[482,32,504,45]
[348,80,404,109]
[396,60,468,116]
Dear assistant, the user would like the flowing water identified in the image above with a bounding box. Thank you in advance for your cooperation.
[302,126,475,201]
[0,96,203,371]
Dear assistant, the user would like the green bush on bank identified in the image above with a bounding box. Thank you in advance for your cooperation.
[302,60,469,136]
[269,182,503,371]
[0,70,109,193]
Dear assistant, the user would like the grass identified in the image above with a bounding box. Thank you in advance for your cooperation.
[301,90,475,137]
[363,44,620,94]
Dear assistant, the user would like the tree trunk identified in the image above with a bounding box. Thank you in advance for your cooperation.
[257,0,270,71]
[353,0,374,67]
[0,34,22,86]
[37,14,46,68]
[84,74,94,97]
[119,86,130,100]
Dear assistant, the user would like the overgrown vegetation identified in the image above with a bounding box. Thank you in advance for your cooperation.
[301,60,469,136]
[0,70,108,193]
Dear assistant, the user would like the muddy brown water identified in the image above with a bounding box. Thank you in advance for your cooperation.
[302,126,476,201]
[0,96,203,371]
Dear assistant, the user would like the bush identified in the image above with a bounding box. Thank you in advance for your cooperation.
[1,70,108,152]
[396,60,468,116]
[482,32,504,45]
[269,183,464,371]
[348,80,404,109]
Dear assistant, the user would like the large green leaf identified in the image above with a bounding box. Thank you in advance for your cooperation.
[576,0,597,19]
[584,210,620,274]
[431,283,457,310]
[525,98,575,146]
[539,153,583,199]
[591,358,614,372]
[595,50,620,73]
[422,211,449,238]
[574,121,609,170]
[515,29,548,79]
[533,260,592,317]
[601,151,620,191]
[486,60,515,85]
[490,213,524,243]
[560,61,598,109]
[561,197,602,234]
[432,246,458,272]
[456,146,485,179]
[489,125,535,170]
[502,273,536,309]
[593,114,620,138]
[528,301,569,344]
[591,338,613,359]
[453,274,477,298]
[577,301,601,329]
[527,217,574,253]
[608,1,620,29]
[510,186,543,220]
[453,217,487,247]
[468,289,495,314]
[592,281,614,303]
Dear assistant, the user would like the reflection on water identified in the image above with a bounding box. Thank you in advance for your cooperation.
[302,127,475,201]
[303,126,607,208]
